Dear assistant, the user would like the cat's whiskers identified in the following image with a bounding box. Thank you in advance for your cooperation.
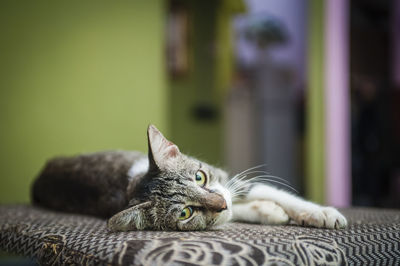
[248,175,299,194]
[237,171,291,185]
[226,165,300,200]
[234,164,266,177]
[225,174,242,187]
[229,171,265,188]
[226,165,264,186]
[227,175,255,199]
[238,164,266,175]
[227,175,251,195]
[230,170,291,188]
[226,165,266,186]
[227,168,260,186]
[226,175,245,189]
[227,171,269,191]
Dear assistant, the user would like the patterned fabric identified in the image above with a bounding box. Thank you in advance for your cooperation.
[0,205,399,265]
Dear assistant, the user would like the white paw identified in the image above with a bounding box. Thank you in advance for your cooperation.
[251,200,289,225]
[322,207,347,229]
[295,207,347,229]
[232,200,289,225]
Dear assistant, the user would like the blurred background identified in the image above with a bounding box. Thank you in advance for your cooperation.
[0,0,399,209]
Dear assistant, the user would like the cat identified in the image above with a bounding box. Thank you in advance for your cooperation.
[32,125,347,231]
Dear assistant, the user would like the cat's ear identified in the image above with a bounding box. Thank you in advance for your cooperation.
[107,201,151,231]
[147,124,181,170]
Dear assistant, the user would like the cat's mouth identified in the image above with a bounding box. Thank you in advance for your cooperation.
[216,202,227,212]
[210,184,232,227]
[212,207,232,227]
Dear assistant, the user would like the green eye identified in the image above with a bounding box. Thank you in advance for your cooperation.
[179,206,193,220]
[195,170,207,186]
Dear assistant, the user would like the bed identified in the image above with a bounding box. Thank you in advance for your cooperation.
[1,205,399,265]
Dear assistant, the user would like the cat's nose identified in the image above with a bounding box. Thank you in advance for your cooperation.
[201,193,227,212]
[218,198,227,212]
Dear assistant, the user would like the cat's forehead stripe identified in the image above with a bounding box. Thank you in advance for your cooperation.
[170,199,184,204]
[176,174,192,181]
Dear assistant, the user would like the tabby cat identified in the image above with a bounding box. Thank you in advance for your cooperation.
[32,125,347,231]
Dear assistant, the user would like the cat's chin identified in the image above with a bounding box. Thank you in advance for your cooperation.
[209,183,233,227]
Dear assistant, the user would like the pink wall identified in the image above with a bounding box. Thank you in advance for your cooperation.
[324,0,351,207]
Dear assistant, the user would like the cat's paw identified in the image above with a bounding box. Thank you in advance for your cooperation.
[322,207,347,229]
[295,207,347,229]
[233,200,289,225]
[253,201,289,225]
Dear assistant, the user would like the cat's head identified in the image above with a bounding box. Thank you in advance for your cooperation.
[107,125,232,231]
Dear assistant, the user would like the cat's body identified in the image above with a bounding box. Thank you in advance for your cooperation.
[32,150,146,218]
[32,125,347,231]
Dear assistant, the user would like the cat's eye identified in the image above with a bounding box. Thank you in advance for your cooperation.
[179,206,193,220]
[195,170,207,186]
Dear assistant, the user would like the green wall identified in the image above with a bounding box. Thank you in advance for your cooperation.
[306,0,325,204]
[0,1,167,204]
[169,0,223,166]
[168,0,242,167]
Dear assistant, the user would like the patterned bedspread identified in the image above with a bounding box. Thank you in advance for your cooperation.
[0,205,399,265]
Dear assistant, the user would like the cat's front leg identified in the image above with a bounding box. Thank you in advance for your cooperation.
[245,184,347,229]
[232,200,289,225]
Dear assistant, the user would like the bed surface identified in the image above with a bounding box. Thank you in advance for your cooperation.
[1,205,399,265]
